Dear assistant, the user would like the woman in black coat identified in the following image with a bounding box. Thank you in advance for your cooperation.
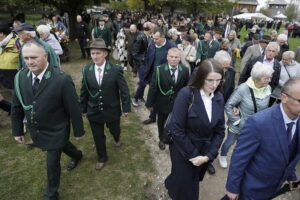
[165,59,226,200]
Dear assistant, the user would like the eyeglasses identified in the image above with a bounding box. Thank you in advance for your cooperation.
[284,93,300,103]
[205,79,223,84]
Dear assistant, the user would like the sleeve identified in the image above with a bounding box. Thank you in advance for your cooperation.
[225,86,244,124]
[171,88,200,160]
[145,66,158,108]
[226,116,261,194]
[116,66,131,113]
[240,47,252,72]
[238,58,253,85]
[79,67,88,114]
[11,90,25,137]
[62,74,85,137]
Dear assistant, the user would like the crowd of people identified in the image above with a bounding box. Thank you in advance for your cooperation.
[1,10,300,200]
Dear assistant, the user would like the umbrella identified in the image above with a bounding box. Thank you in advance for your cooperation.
[274,13,287,19]
[233,13,273,21]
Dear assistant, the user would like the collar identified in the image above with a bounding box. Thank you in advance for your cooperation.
[200,89,214,99]
[263,55,274,64]
[280,103,299,123]
[155,39,166,48]
[168,64,178,71]
[95,60,106,70]
[32,63,49,82]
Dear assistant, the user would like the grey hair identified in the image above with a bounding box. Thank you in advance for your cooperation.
[22,40,46,54]
[23,30,36,38]
[36,25,51,35]
[281,77,300,94]
[214,50,232,63]
[282,51,295,60]
[251,61,274,81]
[277,33,287,41]
[266,42,280,52]
[229,30,236,38]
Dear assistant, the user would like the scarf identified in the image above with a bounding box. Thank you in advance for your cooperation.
[246,77,271,99]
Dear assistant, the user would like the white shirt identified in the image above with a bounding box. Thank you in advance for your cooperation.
[259,44,264,54]
[200,89,214,123]
[32,63,49,85]
[168,64,178,83]
[155,39,166,48]
[280,103,299,139]
[94,61,106,85]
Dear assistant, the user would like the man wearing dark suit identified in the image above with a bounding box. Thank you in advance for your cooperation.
[141,28,176,124]
[11,41,84,200]
[196,31,220,63]
[80,39,131,170]
[225,77,300,200]
[146,47,189,150]
[91,16,112,49]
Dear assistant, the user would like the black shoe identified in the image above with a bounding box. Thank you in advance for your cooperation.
[67,154,82,171]
[207,163,216,175]
[158,141,166,150]
[142,118,156,125]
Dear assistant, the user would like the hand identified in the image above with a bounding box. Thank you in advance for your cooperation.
[75,38,78,42]
[75,135,84,141]
[108,46,111,49]
[189,156,209,166]
[86,38,90,42]
[146,107,153,111]
[289,181,300,191]
[14,136,25,144]
[82,113,87,118]
[0,94,4,101]
[226,191,239,200]
[123,112,129,117]
[232,107,240,116]
[196,59,201,65]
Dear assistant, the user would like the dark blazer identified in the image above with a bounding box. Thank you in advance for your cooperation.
[145,64,189,114]
[93,26,112,47]
[11,66,84,150]
[238,55,281,91]
[196,39,220,61]
[165,87,225,200]
[79,61,131,123]
[221,67,236,103]
[226,104,300,199]
[132,31,149,68]
[143,40,176,83]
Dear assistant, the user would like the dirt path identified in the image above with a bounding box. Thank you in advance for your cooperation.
[129,76,300,200]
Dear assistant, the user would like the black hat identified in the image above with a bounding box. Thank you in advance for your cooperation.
[252,34,261,40]
[123,23,130,28]
[0,21,11,35]
[177,25,188,32]
[213,27,224,35]
[13,23,34,32]
[259,35,271,44]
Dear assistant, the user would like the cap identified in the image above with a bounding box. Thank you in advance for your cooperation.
[13,23,34,32]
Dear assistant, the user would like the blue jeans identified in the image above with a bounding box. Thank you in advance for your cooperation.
[134,66,147,100]
[220,130,239,156]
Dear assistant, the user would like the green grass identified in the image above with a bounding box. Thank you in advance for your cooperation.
[0,42,155,200]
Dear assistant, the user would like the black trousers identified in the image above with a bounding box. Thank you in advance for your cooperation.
[78,38,88,58]
[89,119,121,162]
[157,112,169,141]
[45,141,82,200]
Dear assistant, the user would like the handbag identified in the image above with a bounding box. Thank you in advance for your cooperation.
[162,88,195,144]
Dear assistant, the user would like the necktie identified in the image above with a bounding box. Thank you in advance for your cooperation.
[171,68,177,83]
[97,67,102,85]
[33,77,40,95]
[286,122,295,142]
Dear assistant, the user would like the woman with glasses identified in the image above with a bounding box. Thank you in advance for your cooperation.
[165,59,225,200]
[218,62,273,169]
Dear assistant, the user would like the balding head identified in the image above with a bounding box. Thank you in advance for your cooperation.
[130,24,137,33]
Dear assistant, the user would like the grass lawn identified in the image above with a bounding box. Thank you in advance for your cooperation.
[0,42,155,200]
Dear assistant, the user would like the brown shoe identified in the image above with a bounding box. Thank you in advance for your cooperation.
[95,162,105,170]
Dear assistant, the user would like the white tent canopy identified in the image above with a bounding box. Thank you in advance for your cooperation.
[274,13,287,19]
[233,13,273,21]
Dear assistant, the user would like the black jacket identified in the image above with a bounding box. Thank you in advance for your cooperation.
[75,21,89,39]
[238,55,281,91]
[132,31,149,67]
[221,67,236,103]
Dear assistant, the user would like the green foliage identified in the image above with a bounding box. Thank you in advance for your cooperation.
[286,4,297,22]
[109,1,128,11]
[127,0,145,10]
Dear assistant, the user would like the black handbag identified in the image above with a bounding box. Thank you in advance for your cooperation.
[162,88,195,145]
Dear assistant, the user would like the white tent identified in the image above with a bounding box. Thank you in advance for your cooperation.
[233,13,273,21]
[274,13,287,19]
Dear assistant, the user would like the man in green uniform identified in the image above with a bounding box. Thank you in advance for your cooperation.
[91,16,112,49]
[11,41,84,200]
[196,31,220,63]
[80,39,130,170]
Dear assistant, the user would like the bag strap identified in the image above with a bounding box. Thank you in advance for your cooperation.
[249,87,257,113]
[283,65,291,78]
